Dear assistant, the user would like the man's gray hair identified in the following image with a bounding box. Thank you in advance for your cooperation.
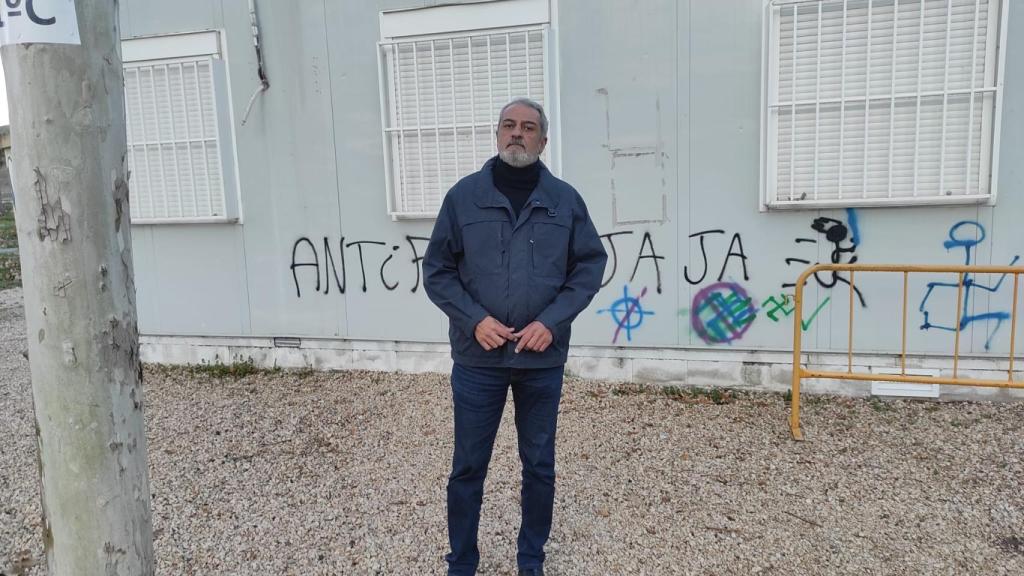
[498,97,548,137]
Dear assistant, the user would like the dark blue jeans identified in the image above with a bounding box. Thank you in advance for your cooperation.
[445,363,565,575]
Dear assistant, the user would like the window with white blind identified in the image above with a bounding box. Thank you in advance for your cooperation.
[122,30,240,223]
[378,0,553,218]
[763,0,1008,208]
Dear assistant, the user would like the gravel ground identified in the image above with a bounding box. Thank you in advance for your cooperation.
[2,286,1024,575]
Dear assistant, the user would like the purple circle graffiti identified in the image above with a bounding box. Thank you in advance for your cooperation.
[690,282,757,344]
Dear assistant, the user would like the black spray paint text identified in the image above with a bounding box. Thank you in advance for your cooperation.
[292,230,667,297]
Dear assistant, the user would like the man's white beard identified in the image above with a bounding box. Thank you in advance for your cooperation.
[499,147,540,168]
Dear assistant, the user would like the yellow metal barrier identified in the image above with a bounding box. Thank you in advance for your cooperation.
[790,263,1024,441]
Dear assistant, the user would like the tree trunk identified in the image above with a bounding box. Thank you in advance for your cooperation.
[1,1,155,574]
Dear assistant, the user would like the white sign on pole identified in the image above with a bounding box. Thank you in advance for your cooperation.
[0,0,79,46]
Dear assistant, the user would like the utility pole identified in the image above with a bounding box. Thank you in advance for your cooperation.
[1,1,155,574]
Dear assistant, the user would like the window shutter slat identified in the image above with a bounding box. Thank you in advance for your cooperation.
[124,55,228,221]
[768,0,1002,206]
[382,27,547,216]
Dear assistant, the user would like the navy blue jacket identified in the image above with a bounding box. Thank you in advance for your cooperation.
[424,157,608,368]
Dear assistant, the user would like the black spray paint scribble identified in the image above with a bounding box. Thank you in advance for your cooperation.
[683,229,750,285]
[290,236,429,297]
[292,229,668,298]
[782,215,866,307]
[599,231,665,294]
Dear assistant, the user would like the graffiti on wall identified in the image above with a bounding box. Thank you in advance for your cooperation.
[292,228,666,298]
[595,228,751,343]
[689,282,758,345]
[683,230,750,285]
[287,212,877,347]
[761,294,794,321]
[600,231,665,293]
[597,284,656,344]
[782,208,866,307]
[762,293,832,331]
[679,289,830,344]
[290,235,431,297]
[919,220,1021,350]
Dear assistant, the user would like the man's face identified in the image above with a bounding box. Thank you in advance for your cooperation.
[496,104,547,167]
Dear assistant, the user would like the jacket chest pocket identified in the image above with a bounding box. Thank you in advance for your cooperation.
[531,221,571,279]
[461,219,507,274]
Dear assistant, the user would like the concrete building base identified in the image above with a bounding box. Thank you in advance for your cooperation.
[139,335,1024,402]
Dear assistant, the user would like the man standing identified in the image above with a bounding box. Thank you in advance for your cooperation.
[424,98,607,576]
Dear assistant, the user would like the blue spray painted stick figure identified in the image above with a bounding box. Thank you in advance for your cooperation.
[918,221,1020,350]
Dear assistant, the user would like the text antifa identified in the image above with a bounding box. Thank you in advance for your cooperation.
[289,229,696,298]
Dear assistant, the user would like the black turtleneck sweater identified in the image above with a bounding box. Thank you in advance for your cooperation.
[492,157,540,219]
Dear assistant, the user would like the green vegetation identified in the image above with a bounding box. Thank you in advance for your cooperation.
[610,383,652,396]
[0,211,20,289]
[868,395,893,412]
[187,358,265,379]
[180,358,325,380]
[606,383,737,404]
[0,254,20,290]
[0,211,16,249]
[662,385,736,405]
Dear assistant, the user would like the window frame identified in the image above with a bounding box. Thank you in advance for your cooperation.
[759,0,1010,211]
[377,0,558,220]
[121,29,242,225]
